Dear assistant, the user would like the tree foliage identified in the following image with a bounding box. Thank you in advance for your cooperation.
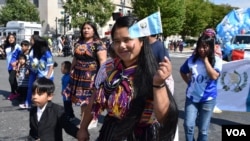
[0,0,40,26]
[208,4,235,29]
[180,0,212,38]
[180,0,234,38]
[132,0,185,37]
[131,0,234,38]
[63,0,115,28]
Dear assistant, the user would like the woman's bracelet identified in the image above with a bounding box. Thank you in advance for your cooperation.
[152,83,166,88]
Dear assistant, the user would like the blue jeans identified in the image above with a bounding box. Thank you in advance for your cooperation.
[183,97,216,141]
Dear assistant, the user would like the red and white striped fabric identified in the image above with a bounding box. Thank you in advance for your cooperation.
[231,50,250,61]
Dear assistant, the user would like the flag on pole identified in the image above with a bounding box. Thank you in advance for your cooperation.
[129,11,163,38]
[217,59,250,112]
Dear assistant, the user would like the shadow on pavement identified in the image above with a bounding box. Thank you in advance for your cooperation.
[0,89,9,100]
[178,110,244,126]
[0,136,28,140]
[0,89,22,107]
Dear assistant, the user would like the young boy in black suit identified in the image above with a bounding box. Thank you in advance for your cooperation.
[28,77,79,141]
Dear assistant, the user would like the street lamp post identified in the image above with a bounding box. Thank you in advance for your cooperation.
[64,12,66,35]
[60,10,66,35]
[120,0,125,15]
[55,17,58,37]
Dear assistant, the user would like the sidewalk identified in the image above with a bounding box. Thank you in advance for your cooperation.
[168,47,194,53]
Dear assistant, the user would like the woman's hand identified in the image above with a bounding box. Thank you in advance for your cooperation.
[153,57,172,85]
[77,128,90,141]
[202,56,209,62]
[11,61,17,67]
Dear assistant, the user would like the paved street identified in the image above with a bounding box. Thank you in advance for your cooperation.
[1,52,250,141]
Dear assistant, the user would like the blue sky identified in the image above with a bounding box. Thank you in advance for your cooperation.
[212,0,250,9]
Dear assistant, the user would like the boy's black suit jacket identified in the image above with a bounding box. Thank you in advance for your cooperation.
[29,101,79,141]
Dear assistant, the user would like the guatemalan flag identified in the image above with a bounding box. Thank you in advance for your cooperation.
[129,11,163,38]
[217,59,250,112]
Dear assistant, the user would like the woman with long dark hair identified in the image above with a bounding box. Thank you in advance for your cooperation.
[77,16,179,141]
[4,33,22,100]
[180,29,223,141]
[19,35,54,109]
[63,21,107,123]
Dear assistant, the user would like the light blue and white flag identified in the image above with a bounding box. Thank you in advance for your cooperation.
[129,11,163,38]
[217,59,250,112]
[216,8,250,57]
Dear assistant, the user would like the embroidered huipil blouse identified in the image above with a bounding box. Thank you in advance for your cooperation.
[93,59,156,124]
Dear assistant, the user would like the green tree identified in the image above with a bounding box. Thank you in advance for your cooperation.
[208,4,234,29]
[180,1,234,38]
[63,0,115,28]
[180,0,213,38]
[131,0,185,37]
[0,0,40,26]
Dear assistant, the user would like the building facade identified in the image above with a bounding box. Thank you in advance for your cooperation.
[0,0,133,38]
[101,0,133,38]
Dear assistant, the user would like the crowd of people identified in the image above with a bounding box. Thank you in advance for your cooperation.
[2,14,223,141]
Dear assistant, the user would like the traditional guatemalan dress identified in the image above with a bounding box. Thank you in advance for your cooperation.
[93,58,159,141]
[63,40,105,106]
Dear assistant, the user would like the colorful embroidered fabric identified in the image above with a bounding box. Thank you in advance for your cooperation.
[74,40,105,60]
[93,59,156,124]
[63,40,105,106]
[93,59,135,119]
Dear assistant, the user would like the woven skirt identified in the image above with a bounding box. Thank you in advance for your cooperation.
[63,60,98,106]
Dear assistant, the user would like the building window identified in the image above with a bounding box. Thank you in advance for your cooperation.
[33,0,38,7]
[58,0,63,8]
[0,0,5,5]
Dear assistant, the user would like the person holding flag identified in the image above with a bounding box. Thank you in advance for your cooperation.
[77,13,178,141]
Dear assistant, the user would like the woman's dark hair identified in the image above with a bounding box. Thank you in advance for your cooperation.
[110,16,178,141]
[32,77,55,96]
[79,21,100,41]
[28,34,39,54]
[4,33,16,52]
[31,35,51,59]
[193,35,215,67]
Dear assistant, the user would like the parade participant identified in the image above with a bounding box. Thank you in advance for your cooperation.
[57,35,64,55]
[28,77,79,141]
[180,29,223,141]
[61,61,75,120]
[77,16,178,141]
[148,34,170,62]
[4,33,21,100]
[16,54,29,103]
[19,35,54,109]
[63,21,107,128]
[19,40,30,64]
